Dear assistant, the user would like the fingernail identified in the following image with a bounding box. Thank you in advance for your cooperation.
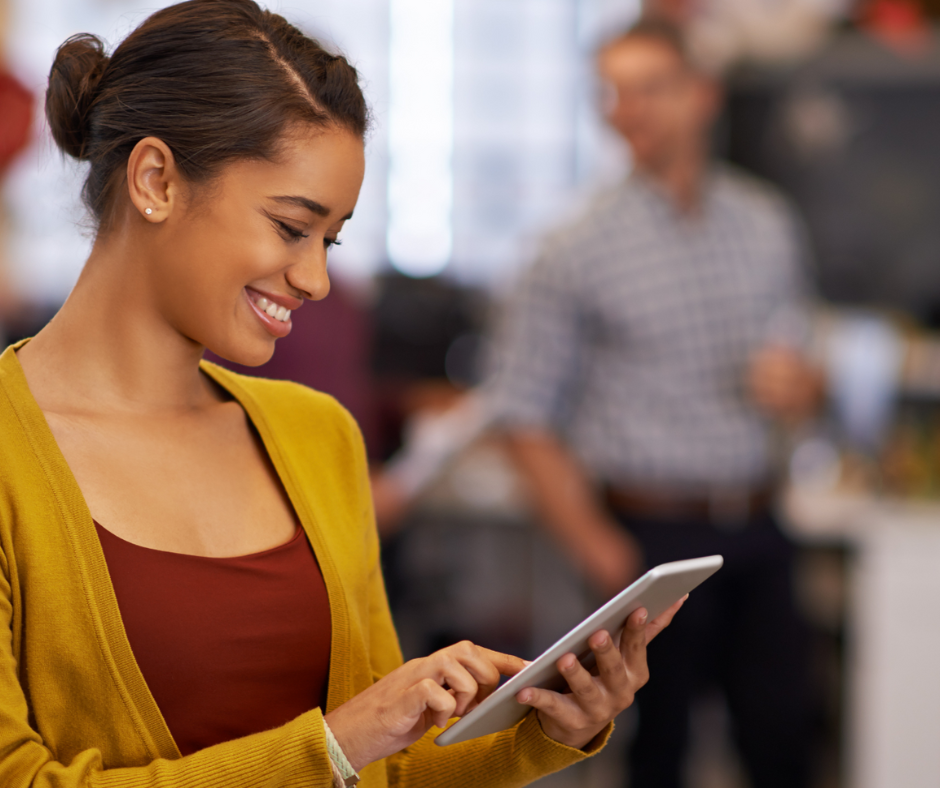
[523,660,534,666]
[519,691,531,703]
[638,609,648,624]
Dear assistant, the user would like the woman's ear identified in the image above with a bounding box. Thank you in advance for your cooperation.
[126,136,180,223]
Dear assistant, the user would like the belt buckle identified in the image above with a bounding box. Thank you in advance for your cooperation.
[707,489,750,530]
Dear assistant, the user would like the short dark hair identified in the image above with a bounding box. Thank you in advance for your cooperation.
[598,16,692,68]
[45,0,368,232]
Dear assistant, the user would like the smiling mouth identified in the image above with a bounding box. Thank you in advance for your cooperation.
[248,293,292,323]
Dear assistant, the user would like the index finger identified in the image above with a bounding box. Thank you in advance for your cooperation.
[475,647,529,678]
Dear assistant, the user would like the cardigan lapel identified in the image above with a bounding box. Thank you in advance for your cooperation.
[198,361,354,712]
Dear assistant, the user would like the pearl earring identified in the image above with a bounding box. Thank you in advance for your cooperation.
[145,208,153,215]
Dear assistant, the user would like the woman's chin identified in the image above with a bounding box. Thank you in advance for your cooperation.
[204,337,277,368]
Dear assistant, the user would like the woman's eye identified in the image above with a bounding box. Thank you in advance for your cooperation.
[275,220,309,242]
[324,237,343,250]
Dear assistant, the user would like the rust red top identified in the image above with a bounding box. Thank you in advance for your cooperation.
[95,522,331,756]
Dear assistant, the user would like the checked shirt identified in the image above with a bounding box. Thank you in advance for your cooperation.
[489,165,811,490]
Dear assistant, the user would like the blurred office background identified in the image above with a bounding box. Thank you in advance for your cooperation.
[4,1,940,787]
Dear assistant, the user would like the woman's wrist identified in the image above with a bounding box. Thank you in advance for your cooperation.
[322,717,361,787]
[536,710,606,750]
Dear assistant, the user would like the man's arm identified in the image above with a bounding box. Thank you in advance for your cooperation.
[505,426,643,600]
[487,237,642,598]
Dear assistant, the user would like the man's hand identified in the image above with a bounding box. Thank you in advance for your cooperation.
[747,344,824,423]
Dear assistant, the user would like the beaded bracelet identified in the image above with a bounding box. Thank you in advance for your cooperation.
[322,719,360,788]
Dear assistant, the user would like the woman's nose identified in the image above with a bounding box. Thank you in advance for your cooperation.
[288,247,331,302]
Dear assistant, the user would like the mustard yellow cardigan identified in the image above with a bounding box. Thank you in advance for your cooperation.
[0,342,607,787]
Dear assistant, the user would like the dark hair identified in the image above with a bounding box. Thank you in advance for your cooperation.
[45,0,368,231]
[598,16,692,68]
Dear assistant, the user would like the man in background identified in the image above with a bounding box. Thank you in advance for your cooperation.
[490,17,820,788]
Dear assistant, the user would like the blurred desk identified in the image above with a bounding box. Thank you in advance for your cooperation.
[784,487,940,788]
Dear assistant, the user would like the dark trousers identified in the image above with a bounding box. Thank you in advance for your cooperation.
[616,511,813,788]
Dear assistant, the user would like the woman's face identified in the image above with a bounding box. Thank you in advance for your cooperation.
[148,125,365,367]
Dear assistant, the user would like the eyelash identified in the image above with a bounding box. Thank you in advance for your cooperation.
[275,220,309,242]
[275,220,341,249]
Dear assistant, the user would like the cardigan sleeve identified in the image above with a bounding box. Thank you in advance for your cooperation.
[387,714,611,788]
[0,551,341,788]
[334,409,614,787]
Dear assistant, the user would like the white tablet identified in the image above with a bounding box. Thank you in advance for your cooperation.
[435,554,723,746]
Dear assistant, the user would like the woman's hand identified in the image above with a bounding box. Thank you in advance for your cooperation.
[518,596,687,749]
[324,641,527,772]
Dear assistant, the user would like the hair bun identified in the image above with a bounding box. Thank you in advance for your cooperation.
[45,33,109,160]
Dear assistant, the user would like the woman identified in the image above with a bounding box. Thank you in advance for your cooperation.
[0,1,683,785]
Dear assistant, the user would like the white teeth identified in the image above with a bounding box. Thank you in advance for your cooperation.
[252,293,292,322]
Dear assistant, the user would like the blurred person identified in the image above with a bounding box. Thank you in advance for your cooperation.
[858,0,933,54]
[0,61,33,345]
[0,2,686,786]
[490,16,822,788]
[364,273,492,533]
[0,69,32,177]
[371,389,493,537]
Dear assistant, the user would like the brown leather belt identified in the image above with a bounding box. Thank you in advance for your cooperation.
[605,484,774,526]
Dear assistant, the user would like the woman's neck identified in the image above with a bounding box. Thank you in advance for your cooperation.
[17,238,219,416]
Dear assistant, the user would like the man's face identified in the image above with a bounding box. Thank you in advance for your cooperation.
[598,37,716,173]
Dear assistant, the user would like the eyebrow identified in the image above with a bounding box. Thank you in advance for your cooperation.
[269,195,354,221]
